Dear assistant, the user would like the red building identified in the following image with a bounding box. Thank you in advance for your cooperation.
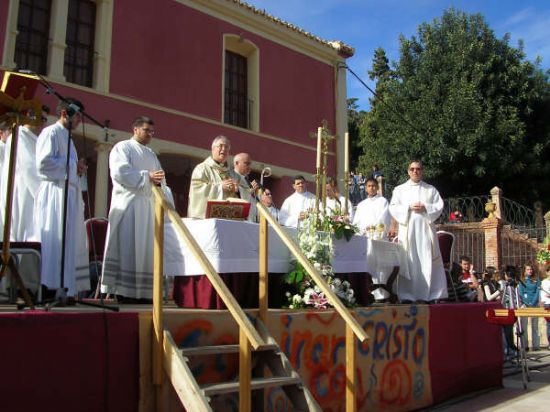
[1,0,353,217]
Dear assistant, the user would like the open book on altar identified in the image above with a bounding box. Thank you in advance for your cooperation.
[205,197,251,220]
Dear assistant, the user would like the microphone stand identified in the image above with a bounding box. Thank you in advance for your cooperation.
[25,71,117,312]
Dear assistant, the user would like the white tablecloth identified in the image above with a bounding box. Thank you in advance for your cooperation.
[164,218,407,277]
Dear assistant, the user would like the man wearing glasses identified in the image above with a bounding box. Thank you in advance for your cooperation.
[101,116,173,303]
[259,189,279,221]
[187,135,239,218]
[389,160,447,303]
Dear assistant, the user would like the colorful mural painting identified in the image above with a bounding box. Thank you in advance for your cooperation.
[165,306,432,411]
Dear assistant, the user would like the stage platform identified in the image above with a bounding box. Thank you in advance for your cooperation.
[0,302,502,411]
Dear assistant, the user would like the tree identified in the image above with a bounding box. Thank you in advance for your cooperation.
[356,8,550,206]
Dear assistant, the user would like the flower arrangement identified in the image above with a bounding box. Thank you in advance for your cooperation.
[536,237,550,267]
[324,204,359,241]
[283,211,356,309]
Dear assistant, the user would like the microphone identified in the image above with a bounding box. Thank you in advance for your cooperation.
[66,103,81,118]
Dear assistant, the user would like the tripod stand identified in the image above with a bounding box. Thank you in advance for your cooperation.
[502,282,530,388]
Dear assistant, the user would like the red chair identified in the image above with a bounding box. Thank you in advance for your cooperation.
[85,218,109,262]
[437,230,458,302]
[85,218,109,297]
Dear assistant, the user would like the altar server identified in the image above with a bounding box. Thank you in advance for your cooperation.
[353,177,390,235]
[279,175,316,228]
[101,116,174,302]
[34,99,89,296]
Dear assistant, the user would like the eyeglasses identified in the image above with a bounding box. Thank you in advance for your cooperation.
[409,167,422,171]
[141,128,155,134]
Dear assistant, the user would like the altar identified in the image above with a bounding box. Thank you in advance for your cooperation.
[164,218,408,308]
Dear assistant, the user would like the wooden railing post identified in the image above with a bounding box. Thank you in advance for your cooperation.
[345,322,357,412]
[259,213,268,324]
[239,327,252,412]
[153,194,165,411]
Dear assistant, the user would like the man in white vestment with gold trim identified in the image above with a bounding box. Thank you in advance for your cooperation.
[187,135,239,219]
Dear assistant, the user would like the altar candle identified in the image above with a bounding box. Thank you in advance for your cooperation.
[344,132,349,172]
[316,127,322,169]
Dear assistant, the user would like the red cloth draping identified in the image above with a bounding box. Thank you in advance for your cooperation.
[429,302,503,404]
[0,311,139,412]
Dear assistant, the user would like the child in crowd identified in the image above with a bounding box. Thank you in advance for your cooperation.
[481,266,501,301]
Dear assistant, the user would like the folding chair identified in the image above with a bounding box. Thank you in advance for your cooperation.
[437,230,458,302]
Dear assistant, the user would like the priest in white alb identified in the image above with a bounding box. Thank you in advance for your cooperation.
[101,116,174,302]
[279,175,316,228]
[389,160,447,303]
[34,99,89,296]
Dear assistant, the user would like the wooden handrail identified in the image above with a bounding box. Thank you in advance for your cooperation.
[256,202,368,342]
[491,308,550,317]
[151,186,266,350]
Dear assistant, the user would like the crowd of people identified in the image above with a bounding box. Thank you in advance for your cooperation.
[449,258,550,355]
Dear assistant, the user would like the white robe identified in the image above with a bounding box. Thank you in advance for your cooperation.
[34,122,89,295]
[0,127,42,291]
[389,180,447,301]
[0,139,6,235]
[187,157,232,218]
[0,126,41,240]
[101,138,172,299]
[325,195,354,221]
[279,191,316,228]
[353,194,391,234]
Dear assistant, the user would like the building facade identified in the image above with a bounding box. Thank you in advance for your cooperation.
[1,0,353,216]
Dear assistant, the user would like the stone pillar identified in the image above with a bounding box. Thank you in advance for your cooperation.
[47,0,69,82]
[482,217,502,269]
[94,142,112,218]
[334,61,347,189]
[490,186,503,221]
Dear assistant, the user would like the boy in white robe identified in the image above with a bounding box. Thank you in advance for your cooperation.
[279,175,316,228]
[389,160,447,303]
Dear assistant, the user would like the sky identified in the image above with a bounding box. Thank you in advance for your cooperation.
[243,0,550,110]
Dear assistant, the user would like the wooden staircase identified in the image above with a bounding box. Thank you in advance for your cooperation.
[163,318,321,411]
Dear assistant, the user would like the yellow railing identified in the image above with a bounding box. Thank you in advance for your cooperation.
[151,186,369,412]
[256,202,368,412]
[151,186,268,411]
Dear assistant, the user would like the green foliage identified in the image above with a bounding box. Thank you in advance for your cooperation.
[354,8,550,205]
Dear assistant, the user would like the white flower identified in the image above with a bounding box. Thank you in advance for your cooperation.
[292,294,302,304]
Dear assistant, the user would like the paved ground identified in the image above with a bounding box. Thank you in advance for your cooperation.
[426,349,550,411]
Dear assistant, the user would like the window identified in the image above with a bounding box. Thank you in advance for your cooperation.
[224,51,248,128]
[14,0,52,75]
[64,0,97,87]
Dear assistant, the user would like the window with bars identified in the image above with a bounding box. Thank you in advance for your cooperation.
[14,0,52,75]
[64,0,97,87]
[224,50,248,128]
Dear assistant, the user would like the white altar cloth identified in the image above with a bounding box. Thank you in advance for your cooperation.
[163,218,407,277]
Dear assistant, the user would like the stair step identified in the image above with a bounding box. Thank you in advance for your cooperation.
[180,343,278,357]
[201,376,302,396]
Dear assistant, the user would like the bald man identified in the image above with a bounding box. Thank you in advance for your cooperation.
[233,152,259,222]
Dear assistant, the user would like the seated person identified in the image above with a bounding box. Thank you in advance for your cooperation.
[325,176,354,221]
[457,255,479,299]
[259,188,279,221]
